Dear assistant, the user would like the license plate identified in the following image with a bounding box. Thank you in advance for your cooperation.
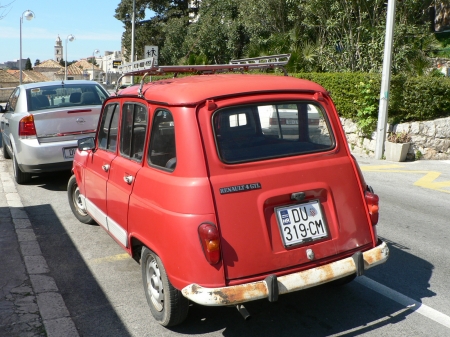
[63,147,77,159]
[275,200,328,247]
[286,119,298,125]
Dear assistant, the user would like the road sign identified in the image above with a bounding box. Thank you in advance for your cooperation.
[112,60,122,68]
[144,46,158,65]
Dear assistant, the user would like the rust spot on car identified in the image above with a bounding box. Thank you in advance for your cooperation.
[210,283,267,305]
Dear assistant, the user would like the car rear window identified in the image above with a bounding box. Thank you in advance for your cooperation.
[213,102,335,163]
[26,84,108,111]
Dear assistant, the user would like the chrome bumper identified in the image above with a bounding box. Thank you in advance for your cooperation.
[182,240,389,306]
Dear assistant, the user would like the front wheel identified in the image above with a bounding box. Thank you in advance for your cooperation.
[141,247,189,326]
[67,175,94,224]
[12,150,31,184]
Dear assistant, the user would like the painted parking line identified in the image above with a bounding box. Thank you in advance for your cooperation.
[357,276,450,329]
[360,165,450,194]
[87,253,130,265]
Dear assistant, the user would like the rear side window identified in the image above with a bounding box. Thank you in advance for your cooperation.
[26,83,108,111]
[119,103,148,162]
[147,109,176,171]
[98,103,119,152]
[7,88,20,112]
[214,102,334,163]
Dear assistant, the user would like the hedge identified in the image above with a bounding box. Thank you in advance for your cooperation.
[292,73,450,124]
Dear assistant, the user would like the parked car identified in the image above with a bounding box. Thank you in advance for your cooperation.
[68,56,389,327]
[0,80,109,183]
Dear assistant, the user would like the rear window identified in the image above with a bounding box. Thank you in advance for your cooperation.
[213,102,334,163]
[26,83,109,111]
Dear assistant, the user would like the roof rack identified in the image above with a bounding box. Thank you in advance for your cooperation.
[114,54,291,97]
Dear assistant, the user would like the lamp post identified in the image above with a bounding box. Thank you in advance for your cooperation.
[92,49,100,81]
[65,34,75,81]
[19,10,35,85]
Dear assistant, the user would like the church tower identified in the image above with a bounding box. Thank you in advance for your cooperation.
[54,35,63,62]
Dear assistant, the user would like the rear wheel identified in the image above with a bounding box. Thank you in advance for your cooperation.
[12,150,31,184]
[2,137,10,159]
[141,247,189,326]
[67,175,94,224]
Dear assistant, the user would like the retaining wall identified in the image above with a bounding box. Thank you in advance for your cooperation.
[342,116,450,160]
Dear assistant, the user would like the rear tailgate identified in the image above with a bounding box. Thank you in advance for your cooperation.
[199,96,374,282]
[33,106,101,142]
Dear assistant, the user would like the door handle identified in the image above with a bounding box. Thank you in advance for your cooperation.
[124,175,133,184]
[102,164,110,172]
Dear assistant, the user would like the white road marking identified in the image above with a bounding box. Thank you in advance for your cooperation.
[357,276,450,329]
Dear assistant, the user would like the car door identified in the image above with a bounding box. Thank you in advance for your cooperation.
[84,102,119,229]
[106,102,148,248]
[1,88,20,150]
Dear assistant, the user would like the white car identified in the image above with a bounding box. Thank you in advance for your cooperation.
[0,80,109,183]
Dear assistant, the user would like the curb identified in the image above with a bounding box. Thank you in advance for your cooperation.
[0,154,79,337]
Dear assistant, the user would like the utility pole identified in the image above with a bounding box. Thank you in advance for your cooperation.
[374,0,396,159]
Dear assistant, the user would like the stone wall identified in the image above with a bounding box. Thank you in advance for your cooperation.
[0,88,14,103]
[341,116,450,160]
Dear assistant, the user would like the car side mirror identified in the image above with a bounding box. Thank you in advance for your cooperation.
[78,137,95,151]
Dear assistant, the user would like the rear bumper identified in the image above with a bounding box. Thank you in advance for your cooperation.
[182,240,389,306]
[14,137,77,172]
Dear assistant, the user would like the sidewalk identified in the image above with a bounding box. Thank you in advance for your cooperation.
[0,154,79,336]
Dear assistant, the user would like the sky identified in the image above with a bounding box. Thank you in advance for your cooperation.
[0,0,150,64]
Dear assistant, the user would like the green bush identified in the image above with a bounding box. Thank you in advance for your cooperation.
[292,72,450,129]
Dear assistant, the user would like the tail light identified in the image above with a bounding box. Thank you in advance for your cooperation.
[198,223,221,265]
[269,118,286,125]
[19,115,37,138]
[365,189,379,226]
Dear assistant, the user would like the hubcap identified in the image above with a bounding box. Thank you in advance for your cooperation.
[72,185,87,216]
[146,257,164,312]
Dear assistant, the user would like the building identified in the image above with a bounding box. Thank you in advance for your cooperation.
[33,59,64,81]
[54,35,63,63]
[96,51,122,84]
[6,70,48,83]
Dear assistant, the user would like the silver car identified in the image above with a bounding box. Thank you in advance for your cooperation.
[0,80,109,184]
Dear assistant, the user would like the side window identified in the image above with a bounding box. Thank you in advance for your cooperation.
[7,88,20,112]
[98,103,119,151]
[147,109,176,171]
[119,103,148,162]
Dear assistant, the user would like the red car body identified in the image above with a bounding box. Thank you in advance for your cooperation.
[69,72,388,326]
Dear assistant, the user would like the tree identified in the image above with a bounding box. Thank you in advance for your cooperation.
[0,1,15,20]
[87,57,98,66]
[115,0,190,63]
[34,59,41,66]
[25,58,32,70]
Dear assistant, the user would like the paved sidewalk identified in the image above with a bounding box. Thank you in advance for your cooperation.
[0,154,79,336]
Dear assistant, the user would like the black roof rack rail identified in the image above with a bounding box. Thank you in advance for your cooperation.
[114,54,291,97]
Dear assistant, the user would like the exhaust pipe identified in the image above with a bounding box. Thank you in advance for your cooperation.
[236,304,251,320]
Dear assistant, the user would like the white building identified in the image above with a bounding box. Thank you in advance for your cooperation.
[96,51,123,84]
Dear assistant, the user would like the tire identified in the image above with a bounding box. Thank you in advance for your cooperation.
[141,247,189,327]
[67,175,94,224]
[12,150,31,184]
[2,136,10,159]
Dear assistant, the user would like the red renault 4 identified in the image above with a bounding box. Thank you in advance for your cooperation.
[68,55,388,327]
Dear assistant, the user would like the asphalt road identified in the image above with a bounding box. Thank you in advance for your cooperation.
[6,155,450,337]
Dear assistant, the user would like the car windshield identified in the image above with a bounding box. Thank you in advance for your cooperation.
[26,83,109,111]
[213,102,335,163]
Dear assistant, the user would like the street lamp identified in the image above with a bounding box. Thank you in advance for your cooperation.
[92,49,100,81]
[65,34,75,81]
[19,10,35,85]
